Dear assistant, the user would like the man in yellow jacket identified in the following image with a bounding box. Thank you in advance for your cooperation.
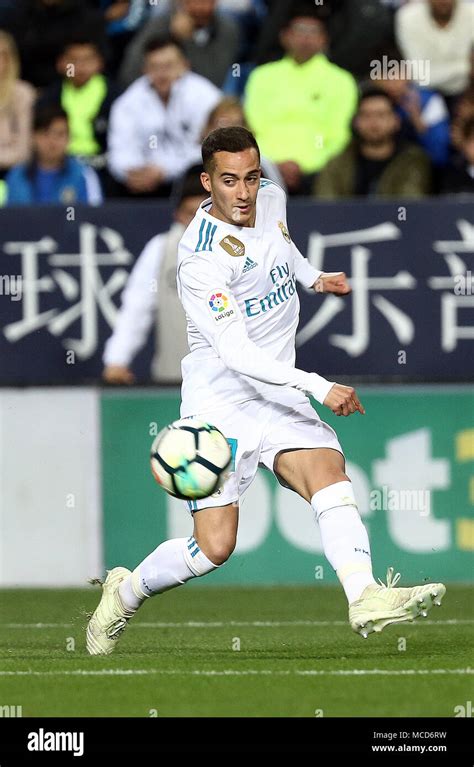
[244,6,358,194]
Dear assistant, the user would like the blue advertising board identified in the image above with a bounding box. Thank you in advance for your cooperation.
[0,198,473,383]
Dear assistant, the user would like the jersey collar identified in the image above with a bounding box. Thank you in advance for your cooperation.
[198,196,262,237]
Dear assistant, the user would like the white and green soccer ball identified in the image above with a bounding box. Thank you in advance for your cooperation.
[150,418,232,500]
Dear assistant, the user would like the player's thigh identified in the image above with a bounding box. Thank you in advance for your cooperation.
[274,447,348,503]
[193,502,239,564]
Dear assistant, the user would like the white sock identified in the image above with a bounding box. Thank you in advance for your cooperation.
[311,480,376,604]
[118,536,219,611]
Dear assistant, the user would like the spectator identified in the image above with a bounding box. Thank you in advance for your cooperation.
[252,0,321,65]
[244,6,358,194]
[5,103,103,205]
[314,87,432,198]
[38,37,121,195]
[18,0,107,88]
[395,0,474,103]
[442,118,474,192]
[451,85,474,149]
[151,1,267,62]
[204,96,252,133]
[119,0,240,88]
[215,0,267,64]
[16,0,107,90]
[108,36,221,198]
[180,96,286,190]
[149,0,264,17]
[99,1,150,75]
[0,31,36,179]
[327,0,394,80]
[102,168,208,384]
[370,50,451,166]
[253,0,393,76]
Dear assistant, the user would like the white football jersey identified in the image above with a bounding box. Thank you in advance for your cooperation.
[177,179,330,415]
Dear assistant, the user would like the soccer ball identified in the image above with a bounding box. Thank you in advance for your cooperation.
[150,418,232,500]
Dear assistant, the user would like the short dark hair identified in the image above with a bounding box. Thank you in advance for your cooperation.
[201,127,260,172]
[33,103,68,132]
[286,2,327,27]
[59,37,103,58]
[358,84,395,111]
[144,35,187,59]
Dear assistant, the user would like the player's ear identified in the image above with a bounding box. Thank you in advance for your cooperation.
[200,172,211,193]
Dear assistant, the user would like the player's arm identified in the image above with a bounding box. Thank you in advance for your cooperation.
[178,254,342,407]
[273,176,350,297]
[292,242,351,296]
[103,235,165,383]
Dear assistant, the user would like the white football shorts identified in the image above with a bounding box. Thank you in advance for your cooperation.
[184,391,343,514]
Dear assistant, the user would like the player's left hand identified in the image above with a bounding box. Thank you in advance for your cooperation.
[314,272,351,296]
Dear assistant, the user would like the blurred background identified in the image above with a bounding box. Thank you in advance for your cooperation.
[0,0,472,589]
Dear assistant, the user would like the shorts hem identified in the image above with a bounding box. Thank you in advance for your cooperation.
[186,495,239,514]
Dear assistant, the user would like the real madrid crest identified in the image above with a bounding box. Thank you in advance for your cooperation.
[278,221,291,243]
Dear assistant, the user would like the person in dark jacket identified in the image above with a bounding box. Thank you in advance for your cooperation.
[368,47,450,168]
[254,0,393,78]
[5,103,102,205]
[442,119,474,194]
[15,0,107,89]
[119,0,240,88]
[314,87,432,198]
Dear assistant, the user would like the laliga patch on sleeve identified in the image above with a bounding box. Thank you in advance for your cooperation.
[206,290,236,323]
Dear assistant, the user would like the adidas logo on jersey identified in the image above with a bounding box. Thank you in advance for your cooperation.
[242,257,257,274]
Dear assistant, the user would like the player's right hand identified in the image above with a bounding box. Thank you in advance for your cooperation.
[323,383,365,417]
[102,365,135,385]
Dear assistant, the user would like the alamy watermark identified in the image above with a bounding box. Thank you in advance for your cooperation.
[370,486,430,516]
[370,56,430,87]
[454,271,473,295]
[0,704,22,717]
[0,274,22,301]
[27,728,84,757]
[454,701,473,717]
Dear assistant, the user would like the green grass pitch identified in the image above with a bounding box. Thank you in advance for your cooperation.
[0,584,472,718]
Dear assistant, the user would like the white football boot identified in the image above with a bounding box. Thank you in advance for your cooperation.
[349,567,446,638]
[86,567,135,655]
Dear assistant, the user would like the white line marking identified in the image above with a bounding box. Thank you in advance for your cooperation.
[1,619,472,629]
[0,668,471,677]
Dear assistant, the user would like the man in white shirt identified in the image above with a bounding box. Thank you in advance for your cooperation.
[108,35,221,196]
[102,169,208,384]
[395,0,474,99]
[87,127,446,656]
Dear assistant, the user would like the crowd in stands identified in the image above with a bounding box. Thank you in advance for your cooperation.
[0,0,473,205]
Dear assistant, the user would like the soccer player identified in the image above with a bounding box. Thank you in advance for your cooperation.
[87,127,445,655]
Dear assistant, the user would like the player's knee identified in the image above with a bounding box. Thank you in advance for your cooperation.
[200,537,236,566]
[331,471,350,485]
[310,471,350,497]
